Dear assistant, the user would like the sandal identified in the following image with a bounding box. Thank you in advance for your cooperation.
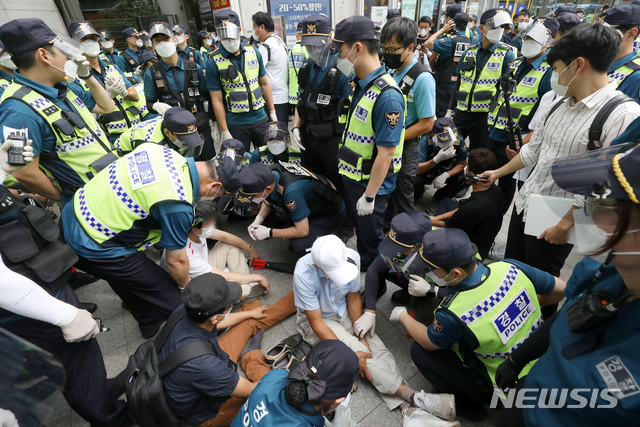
[264,333,302,365]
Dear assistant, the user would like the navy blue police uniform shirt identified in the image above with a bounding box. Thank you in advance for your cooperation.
[143,57,207,105]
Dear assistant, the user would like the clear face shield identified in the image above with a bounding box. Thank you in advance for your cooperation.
[169,133,203,158]
[432,126,459,149]
[315,42,340,68]
[482,11,514,31]
[231,188,266,217]
[217,22,241,40]
[52,34,83,60]
[380,251,414,279]
[519,21,553,47]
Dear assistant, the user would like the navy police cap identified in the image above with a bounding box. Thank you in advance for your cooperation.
[556,13,581,32]
[0,18,58,57]
[330,16,375,49]
[602,4,640,27]
[301,14,332,46]
[122,27,139,39]
[214,10,242,28]
[99,29,113,40]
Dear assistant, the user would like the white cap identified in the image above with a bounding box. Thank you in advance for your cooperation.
[311,235,359,286]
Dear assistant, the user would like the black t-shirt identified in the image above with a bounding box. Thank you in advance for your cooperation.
[445,185,504,258]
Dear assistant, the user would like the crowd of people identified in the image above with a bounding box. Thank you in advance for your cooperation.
[0,2,640,426]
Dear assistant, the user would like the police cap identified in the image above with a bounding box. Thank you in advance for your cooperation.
[197,30,210,42]
[67,20,100,40]
[378,210,433,258]
[453,13,470,30]
[149,22,173,40]
[99,30,113,40]
[172,24,189,35]
[301,14,332,46]
[557,13,581,32]
[238,163,274,193]
[418,228,475,271]
[0,18,58,57]
[330,16,375,49]
[214,10,242,29]
[602,4,640,27]
[387,9,400,20]
[122,27,139,39]
[553,5,577,17]
[163,107,202,148]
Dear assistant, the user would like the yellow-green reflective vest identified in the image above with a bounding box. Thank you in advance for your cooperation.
[1,83,115,191]
[257,145,303,166]
[437,261,542,386]
[608,56,640,87]
[289,42,307,105]
[211,45,265,113]
[73,144,194,250]
[338,74,404,182]
[200,46,211,56]
[115,116,165,155]
[456,42,512,112]
[0,75,11,96]
[488,58,550,130]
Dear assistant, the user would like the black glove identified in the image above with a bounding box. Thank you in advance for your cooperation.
[495,356,523,391]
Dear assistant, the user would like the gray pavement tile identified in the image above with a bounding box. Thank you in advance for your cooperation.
[356,401,403,426]
[71,411,90,426]
[74,279,125,320]
[378,327,418,381]
[96,314,126,355]
[407,370,435,394]
[102,345,130,378]
[349,381,387,424]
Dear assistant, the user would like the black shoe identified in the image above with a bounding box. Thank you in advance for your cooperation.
[264,333,303,365]
[81,302,98,314]
[335,226,354,243]
[457,401,488,422]
[68,272,99,290]
[424,207,436,216]
[108,368,128,400]
[139,320,163,339]
[121,301,129,311]
[391,289,411,305]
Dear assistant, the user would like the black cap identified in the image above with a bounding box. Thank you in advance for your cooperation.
[453,13,470,30]
[633,0,640,6]
[447,4,463,18]
[197,30,209,42]
[99,29,113,40]
[0,18,57,57]
[387,9,400,20]
[181,273,242,316]
[219,139,246,168]
[67,20,100,40]
[301,14,332,47]
[331,16,375,49]
[238,163,274,193]
[417,228,474,272]
[138,50,156,64]
[122,28,139,39]
[214,155,241,192]
[149,22,173,40]
[556,13,581,32]
[172,24,189,35]
[215,10,242,28]
[163,107,202,148]
[378,210,432,258]
[553,5,576,17]
[532,16,560,38]
[602,4,640,27]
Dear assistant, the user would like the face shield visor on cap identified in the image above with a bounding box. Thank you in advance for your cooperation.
[52,34,83,60]
[231,188,265,216]
[397,244,431,276]
[519,20,553,47]
[71,23,100,41]
[215,191,236,214]
[483,11,514,31]
[432,126,459,149]
[174,141,203,158]
[380,252,414,279]
[217,22,241,41]
[316,43,340,68]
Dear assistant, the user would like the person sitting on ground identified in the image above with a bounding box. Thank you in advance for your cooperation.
[249,121,305,166]
[429,148,504,259]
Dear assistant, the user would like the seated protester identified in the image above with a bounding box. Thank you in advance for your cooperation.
[429,149,503,259]
[501,10,529,54]
[293,235,455,417]
[160,273,296,427]
[393,229,566,422]
[115,107,203,157]
[249,121,304,166]
[0,40,16,97]
[231,340,359,427]
[237,163,346,255]
[414,118,468,202]
[172,24,206,68]
[602,5,640,103]
[160,199,270,293]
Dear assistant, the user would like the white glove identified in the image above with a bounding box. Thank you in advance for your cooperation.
[432,172,449,189]
[445,109,454,118]
[356,193,375,216]
[153,101,172,116]
[0,409,19,427]
[433,146,455,164]
[74,55,91,78]
[114,79,128,97]
[250,225,271,241]
[291,127,305,151]
[134,65,144,78]
[390,306,407,322]
[249,215,264,230]
[222,130,233,141]
[354,311,376,338]
[105,76,122,98]
[0,139,34,183]
[56,306,100,343]
[408,274,431,297]
[269,110,278,122]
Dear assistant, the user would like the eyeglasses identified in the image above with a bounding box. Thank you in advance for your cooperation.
[381,45,409,55]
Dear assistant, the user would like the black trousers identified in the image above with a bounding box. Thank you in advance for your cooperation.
[414,172,468,201]
[1,285,129,427]
[384,137,420,228]
[484,137,515,212]
[495,377,528,427]
[300,124,344,195]
[453,110,490,151]
[289,211,346,255]
[196,121,217,161]
[436,84,454,119]
[342,177,390,268]
[228,117,269,152]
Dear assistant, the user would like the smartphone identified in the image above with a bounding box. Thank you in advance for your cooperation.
[466,173,488,182]
[6,128,27,166]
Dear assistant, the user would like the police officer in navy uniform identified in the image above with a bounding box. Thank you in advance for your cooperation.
[120,27,144,74]
[173,24,206,68]
[555,12,580,38]
[198,30,213,56]
[236,162,346,255]
[292,14,351,196]
[98,29,127,71]
[249,120,305,166]
[0,40,15,97]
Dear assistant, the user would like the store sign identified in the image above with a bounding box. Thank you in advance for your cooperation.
[402,0,417,19]
[270,0,331,47]
[210,0,231,11]
[419,0,435,18]
[371,6,388,26]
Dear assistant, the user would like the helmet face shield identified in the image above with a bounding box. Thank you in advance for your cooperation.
[316,43,340,68]
[52,34,83,60]
[520,21,553,47]
[217,22,240,40]
[432,126,459,149]
[231,189,263,216]
[483,11,514,30]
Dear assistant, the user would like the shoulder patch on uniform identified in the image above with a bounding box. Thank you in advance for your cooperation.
[373,77,390,90]
[286,199,297,212]
[432,314,443,333]
[385,111,401,129]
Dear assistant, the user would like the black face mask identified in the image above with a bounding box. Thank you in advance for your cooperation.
[384,47,408,70]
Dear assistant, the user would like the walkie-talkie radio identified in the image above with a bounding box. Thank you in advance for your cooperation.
[6,127,28,166]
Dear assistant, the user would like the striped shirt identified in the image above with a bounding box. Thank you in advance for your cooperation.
[516,81,640,220]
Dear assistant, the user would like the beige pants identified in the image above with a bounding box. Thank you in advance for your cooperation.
[208,242,249,274]
[296,311,405,410]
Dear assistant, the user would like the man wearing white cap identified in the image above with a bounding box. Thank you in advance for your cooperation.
[292,235,456,421]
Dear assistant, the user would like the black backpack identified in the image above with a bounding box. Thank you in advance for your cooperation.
[124,307,221,427]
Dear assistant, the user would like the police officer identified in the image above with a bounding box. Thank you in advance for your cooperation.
[249,120,304,166]
[381,17,436,230]
[145,22,216,161]
[207,10,277,152]
[173,24,206,68]
[139,30,154,53]
[60,143,239,338]
[0,40,15,97]
[501,10,529,54]
[442,5,478,42]
[552,4,576,18]
[602,4,640,103]
[576,8,587,22]
[288,22,307,114]
[415,118,468,202]
[197,30,213,56]
[425,13,471,124]
[555,12,580,39]
[485,17,557,211]
[0,18,118,206]
[67,20,144,143]
[447,9,516,151]
[115,106,203,156]
[236,162,346,254]
[392,228,566,421]
[98,29,127,71]
[292,14,351,196]
[468,14,480,39]
[332,16,405,270]
[120,27,144,74]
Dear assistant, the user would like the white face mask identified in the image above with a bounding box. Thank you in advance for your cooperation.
[135,39,144,48]
[175,35,185,45]
[145,40,153,48]
[267,139,287,155]
[574,209,640,263]
[336,44,357,78]
[419,29,429,37]
[222,38,241,53]
[49,52,78,80]
[426,269,456,287]
[467,23,475,30]
[155,41,177,58]
[198,222,216,238]
[0,52,16,70]
[101,40,114,50]
[521,39,543,59]
[80,39,101,57]
[200,185,222,201]
[550,59,577,97]
[485,28,505,44]
[204,38,211,46]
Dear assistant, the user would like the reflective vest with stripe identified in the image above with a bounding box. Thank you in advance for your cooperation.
[289,42,306,105]
[488,58,550,130]
[200,46,211,56]
[257,145,302,166]
[211,46,265,113]
[115,116,165,155]
[1,83,115,192]
[338,74,404,181]
[608,56,640,87]
[437,261,542,386]
[456,42,512,112]
[72,144,194,250]
[0,75,11,98]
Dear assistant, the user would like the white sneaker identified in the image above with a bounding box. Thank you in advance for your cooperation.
[412,391,456,422]
[403,407,461,427]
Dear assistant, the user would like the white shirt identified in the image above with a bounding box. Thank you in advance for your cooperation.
[160,237,212,279]
[258,34,289,105]
[515,82,640,220]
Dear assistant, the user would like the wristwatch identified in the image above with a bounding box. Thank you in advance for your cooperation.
[365,195,374,203]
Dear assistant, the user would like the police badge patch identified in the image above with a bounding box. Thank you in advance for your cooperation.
[286,199,297,211]
[386,111,401,128]
[432,315,443,333]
